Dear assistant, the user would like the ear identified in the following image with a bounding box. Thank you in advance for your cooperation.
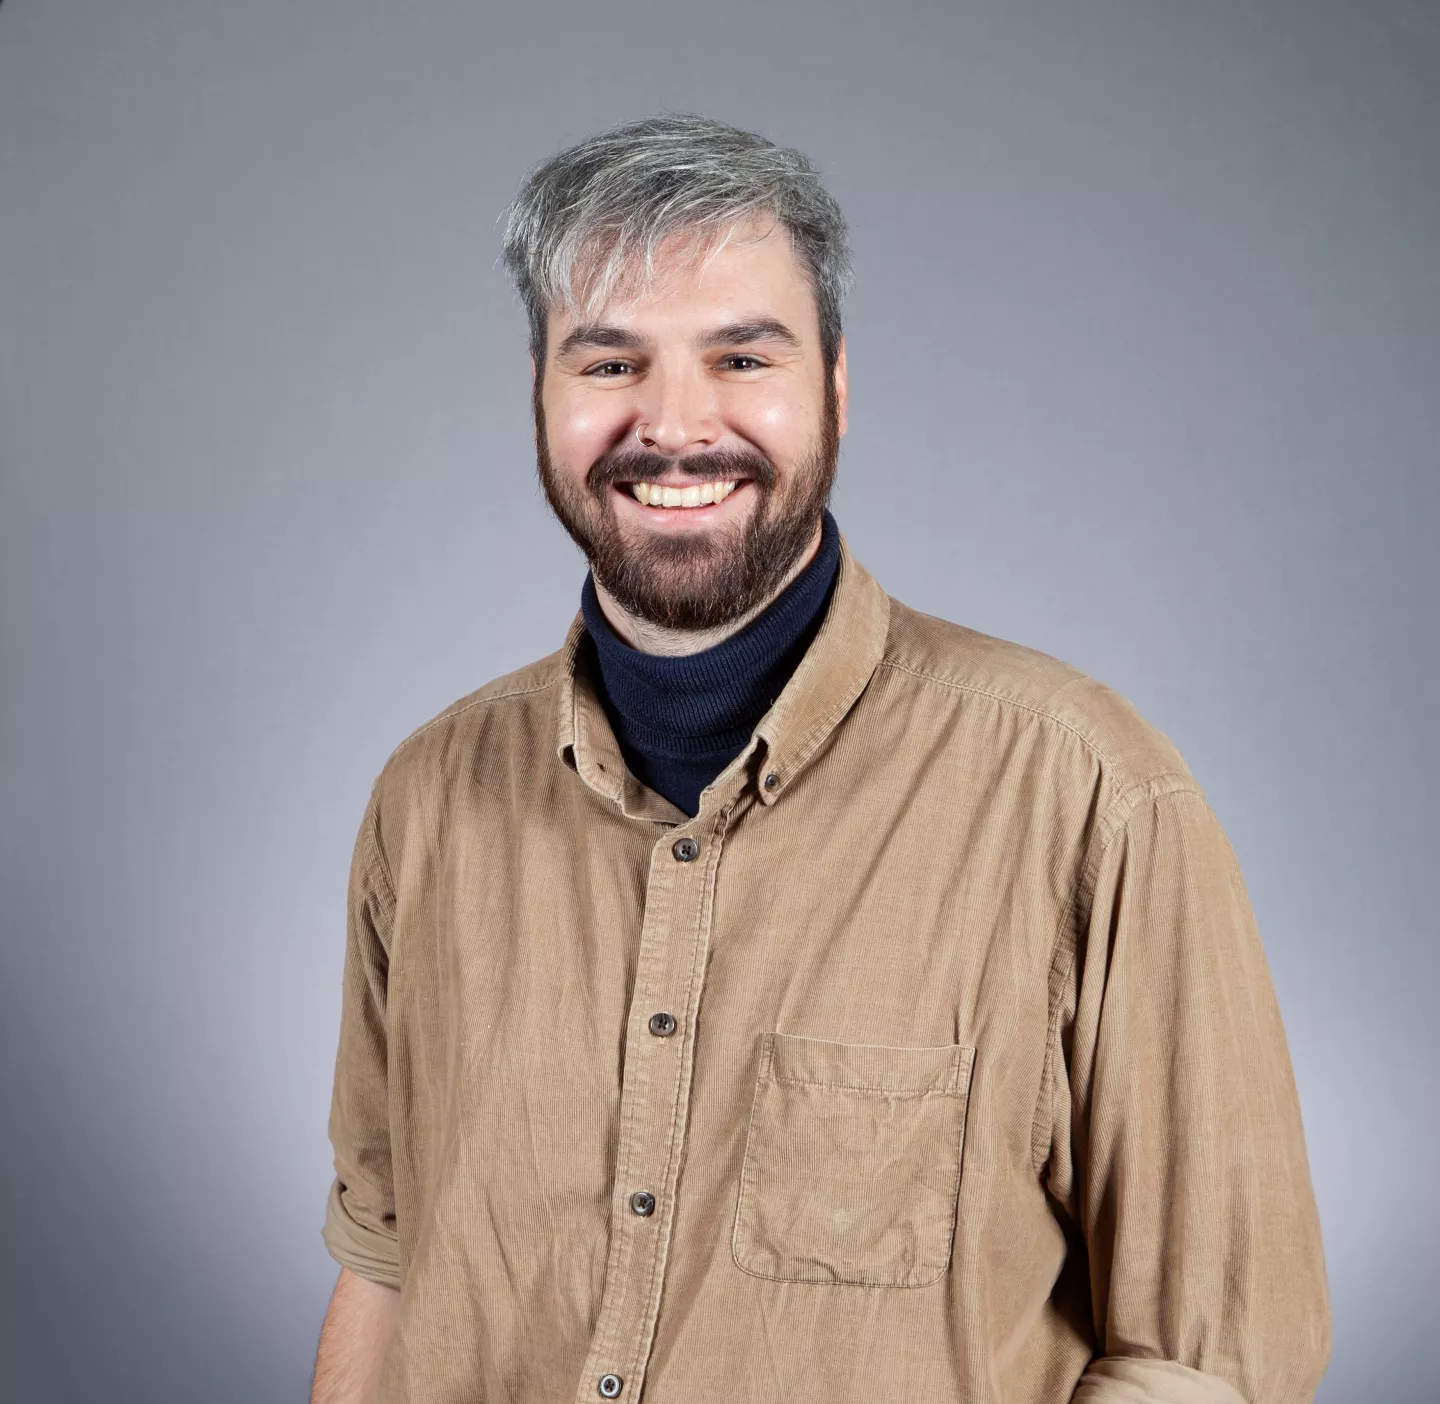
[833,336,849,439]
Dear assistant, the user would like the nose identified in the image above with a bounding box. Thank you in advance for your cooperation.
[633,360,721,456]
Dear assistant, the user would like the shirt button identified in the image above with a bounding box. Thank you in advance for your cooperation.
[598,1374,623,1398]
[630,1190,656,1217]
[672,836,699,863]
[648,1011,677,1037]
[764,771,781,790]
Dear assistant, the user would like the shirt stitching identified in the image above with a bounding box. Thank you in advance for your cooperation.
[1031,942,1076,1178]
[630,802,733,1385]
[877,658,1126,775]
[363,786,399,924]
[770,1076,967,1098]
[384,675,564,767]
[730,1061,968,1289]
[730,1042,774,1278]
[1028,773,1204,1178]
[757,578,888,794]
[765,664,879,791]
[596,848,670,1370]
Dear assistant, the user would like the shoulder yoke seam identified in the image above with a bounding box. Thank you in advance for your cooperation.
[878,657,1126,775]
[385,674,564,767]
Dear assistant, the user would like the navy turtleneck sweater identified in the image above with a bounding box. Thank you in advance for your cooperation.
[580,511,841,816]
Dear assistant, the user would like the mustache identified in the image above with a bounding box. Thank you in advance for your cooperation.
[587,445,776,495]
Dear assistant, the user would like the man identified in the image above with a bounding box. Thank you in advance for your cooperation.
[312,115,1329,1404]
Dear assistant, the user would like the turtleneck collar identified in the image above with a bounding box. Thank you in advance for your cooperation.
[580,511,842,814]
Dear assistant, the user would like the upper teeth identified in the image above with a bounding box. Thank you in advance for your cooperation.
[631,480,738,508]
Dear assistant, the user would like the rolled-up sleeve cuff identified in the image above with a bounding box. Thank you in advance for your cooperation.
[322,1177,402,1289]
[1073,1358,1247,1404]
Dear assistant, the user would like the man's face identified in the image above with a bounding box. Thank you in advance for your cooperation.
[535,218,848,631]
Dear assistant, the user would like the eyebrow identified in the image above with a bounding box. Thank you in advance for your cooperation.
[554,324,647,358]
[697,318,802,351]
[554,316,803,360]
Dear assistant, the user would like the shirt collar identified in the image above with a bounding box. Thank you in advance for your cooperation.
[556,529,891,823]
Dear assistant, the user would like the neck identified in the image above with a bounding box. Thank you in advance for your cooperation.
[592,520,824,657]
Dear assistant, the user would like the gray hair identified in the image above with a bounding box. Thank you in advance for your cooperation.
[501,114,852,366]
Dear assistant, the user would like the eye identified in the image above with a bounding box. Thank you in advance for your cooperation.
[720,354,767,372]
[586,360,635,378]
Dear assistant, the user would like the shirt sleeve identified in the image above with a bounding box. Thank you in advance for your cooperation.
[321,783,402,1289]
[1049,782,1330,1403]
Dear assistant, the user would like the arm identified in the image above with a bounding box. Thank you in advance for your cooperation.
[311,1266,401,1404]
[1049,782,1330,1402]
[317,786,404,1395]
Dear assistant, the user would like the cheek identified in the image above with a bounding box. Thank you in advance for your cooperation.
[543,388,627,466]
[729,389,816,459]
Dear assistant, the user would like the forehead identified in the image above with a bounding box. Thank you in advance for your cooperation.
[549,218,819,337]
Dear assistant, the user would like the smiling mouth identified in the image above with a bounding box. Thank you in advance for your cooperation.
[625,479,744,509]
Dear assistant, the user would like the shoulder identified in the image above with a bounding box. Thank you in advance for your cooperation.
[392,646,568,760]
[879,595,1197,802]
[369,641,572,816]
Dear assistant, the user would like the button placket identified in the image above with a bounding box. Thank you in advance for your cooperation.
[574,806,734,1404]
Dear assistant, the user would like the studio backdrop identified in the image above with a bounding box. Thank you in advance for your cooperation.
[1,2,1435,1401]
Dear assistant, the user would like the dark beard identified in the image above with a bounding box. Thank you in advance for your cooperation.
[534,377,839,632]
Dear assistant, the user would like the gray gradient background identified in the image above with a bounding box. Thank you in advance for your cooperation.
[1,2,1435,1400]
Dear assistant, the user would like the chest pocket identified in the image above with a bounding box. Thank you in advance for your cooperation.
[731,1032,975,1288]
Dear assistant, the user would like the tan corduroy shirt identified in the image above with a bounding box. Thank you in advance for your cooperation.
[323,536,1329,1404]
